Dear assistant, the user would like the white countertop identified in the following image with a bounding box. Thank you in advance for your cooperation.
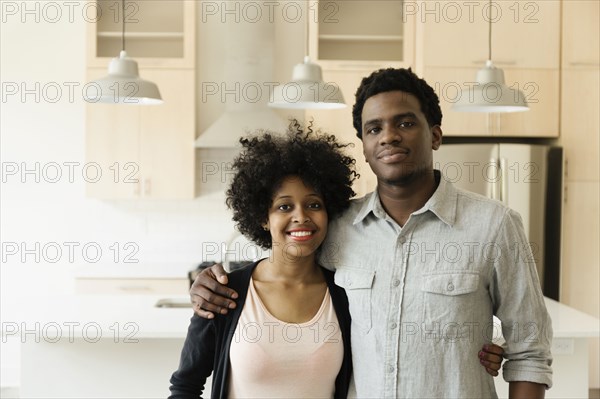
[540,297,599,338]
[73,262,198,279]
[1,294,193,339]
[2,295,598,340]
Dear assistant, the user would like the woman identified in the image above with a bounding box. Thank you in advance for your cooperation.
[169,121,504,398]
[169,121,357,398]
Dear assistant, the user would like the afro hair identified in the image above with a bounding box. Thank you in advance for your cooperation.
[226,120,358,249]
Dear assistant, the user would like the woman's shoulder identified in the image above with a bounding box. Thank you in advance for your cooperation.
[227,260,261,289]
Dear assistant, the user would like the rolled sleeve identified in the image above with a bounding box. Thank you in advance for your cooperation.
[491,209,553,388]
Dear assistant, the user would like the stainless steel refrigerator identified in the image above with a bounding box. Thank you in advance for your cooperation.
[432,143,563,300]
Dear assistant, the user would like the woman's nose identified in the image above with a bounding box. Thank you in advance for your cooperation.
[293,209,310,223]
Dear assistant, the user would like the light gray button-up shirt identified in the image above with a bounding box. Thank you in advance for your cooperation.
[319,171,553,398]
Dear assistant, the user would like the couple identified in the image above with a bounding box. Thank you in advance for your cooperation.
[171,68,553,398]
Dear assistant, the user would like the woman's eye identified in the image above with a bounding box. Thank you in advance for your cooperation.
[366,127,381,135]
[277,204,291,211]
[308,202,322,210]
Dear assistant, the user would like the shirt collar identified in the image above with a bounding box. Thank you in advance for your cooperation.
[352,170,457,227]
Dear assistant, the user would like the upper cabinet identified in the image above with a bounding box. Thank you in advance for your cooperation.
[85,0,196,200]
[420,0,560,137]
[562,0,600,69]
[561,0,600,182]
[422,0,559,69]
[87,0,195,68]
[308,0,415,70]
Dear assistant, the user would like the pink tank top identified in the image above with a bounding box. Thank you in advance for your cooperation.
[228,278,344,398]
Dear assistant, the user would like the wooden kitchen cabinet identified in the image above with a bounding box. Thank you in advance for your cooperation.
[560,181,600,314]
[422,0,560,69]
[559,1,600,388]
[561,0,600,69]
[560,69,600,182]
[85,68,195,199]
[308,0,415,70]
[85,0,196,199]
[86,0,195,68]
[423,67,559,137]
[420,0,560,137]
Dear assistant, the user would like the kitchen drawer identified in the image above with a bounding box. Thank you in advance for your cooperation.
[75,278,189,295]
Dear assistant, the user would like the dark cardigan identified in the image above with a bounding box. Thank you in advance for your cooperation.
[169,261,352,399]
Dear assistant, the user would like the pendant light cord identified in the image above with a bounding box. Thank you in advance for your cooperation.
[488,0,492,61]
[305,2,309,57]
[121,0,125,52]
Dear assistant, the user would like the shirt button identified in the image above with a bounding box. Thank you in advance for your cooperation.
[393,279,401,287]
[447,282,455,292]
[398,237,406,245]
[390,322,398,330]
[388,366,395,373]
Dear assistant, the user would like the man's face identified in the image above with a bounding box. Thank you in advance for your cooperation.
[361,90,442,185]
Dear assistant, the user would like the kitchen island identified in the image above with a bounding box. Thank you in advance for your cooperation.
[2,294,598,398]
[2,294,195,398]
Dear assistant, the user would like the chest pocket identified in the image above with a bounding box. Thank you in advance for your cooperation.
[421,272,481,332]
[422,273,479,296]
[335,267,375,334]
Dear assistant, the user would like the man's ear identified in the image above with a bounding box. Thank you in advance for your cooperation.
[431,125,443,150]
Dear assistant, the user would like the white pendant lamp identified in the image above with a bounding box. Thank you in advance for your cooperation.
[269,56,346,109]
[87,0,162,105]
[452,0,528,113]
[268,5,346,109]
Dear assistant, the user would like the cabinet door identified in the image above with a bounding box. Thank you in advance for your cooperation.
[496,68,559,137]
[562,0,600,68]
[139,69,195,199]
[561,69,600,182]
[422,0,560,69]
[86,68,142,199]
[561,181,600,312]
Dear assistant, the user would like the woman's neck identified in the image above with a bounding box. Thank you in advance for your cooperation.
[254,253,322,285]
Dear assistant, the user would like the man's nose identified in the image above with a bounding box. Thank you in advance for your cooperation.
[380,124,402,144]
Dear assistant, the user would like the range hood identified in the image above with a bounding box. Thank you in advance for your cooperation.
[195,18,287,148]
[195,109,287,148]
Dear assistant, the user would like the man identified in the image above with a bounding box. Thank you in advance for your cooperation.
[191,68,552,398]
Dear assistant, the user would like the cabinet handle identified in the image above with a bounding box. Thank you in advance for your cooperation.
[489,158,500,200]
[500,157,508,204]
[568,61,600,67]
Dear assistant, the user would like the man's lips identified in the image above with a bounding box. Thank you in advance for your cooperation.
[377,148,409,163]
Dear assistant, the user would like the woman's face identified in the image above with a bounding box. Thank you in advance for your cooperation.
[264,176,328,261]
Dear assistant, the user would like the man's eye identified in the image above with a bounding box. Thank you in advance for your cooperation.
[366,127,381,134]
[399,121,415,128]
